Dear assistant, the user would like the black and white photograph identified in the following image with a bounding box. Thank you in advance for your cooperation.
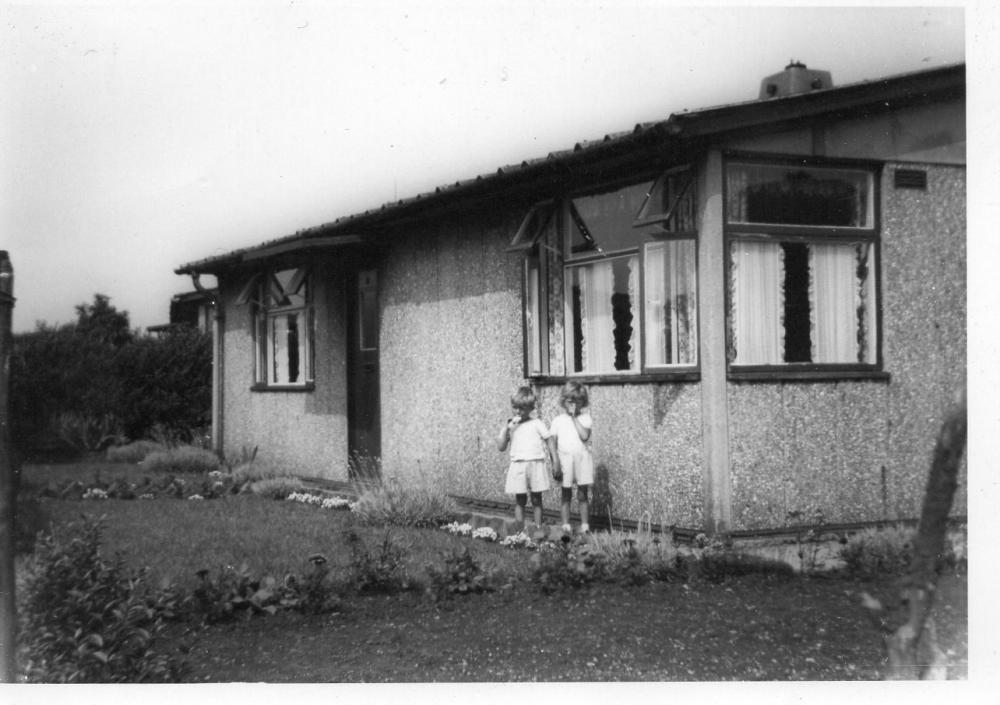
[0,0,991,696]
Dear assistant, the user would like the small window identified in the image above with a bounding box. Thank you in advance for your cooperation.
[727,162,873,228]
[254,267,312,386]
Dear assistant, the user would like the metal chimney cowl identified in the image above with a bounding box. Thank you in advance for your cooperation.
[759,61,833,99]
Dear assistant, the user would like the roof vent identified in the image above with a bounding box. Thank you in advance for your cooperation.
[759,60,833,99]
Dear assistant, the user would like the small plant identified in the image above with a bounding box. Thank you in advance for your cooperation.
[500,531,536,549]
[346,529,412,594]
[530,536,605,593]
[348,450,382,484]
[583,520,681,584]
[840,526,915,579]
[426,547,495,601]
[188,563,281,623]
[280,555,344,615]
[351,475,458,528]
[106,440,167,464]
[17,519,187,682]
[787,507,827,575]
[142,445,221,475]
[250,476,305,500]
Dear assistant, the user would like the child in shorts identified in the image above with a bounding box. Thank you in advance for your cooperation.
[549,381,593,534]
[497,386,555,531]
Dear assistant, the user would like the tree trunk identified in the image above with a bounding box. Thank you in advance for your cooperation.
[884,390,967,680]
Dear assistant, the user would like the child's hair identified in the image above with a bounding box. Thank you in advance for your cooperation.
[511,386,536,413]
[559,381,589,409]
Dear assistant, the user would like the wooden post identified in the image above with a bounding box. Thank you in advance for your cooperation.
[0,250,16,682]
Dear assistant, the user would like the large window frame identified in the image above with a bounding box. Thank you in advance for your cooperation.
[723,152,885,380]
[515,167,701,383]
[247,266,315,391]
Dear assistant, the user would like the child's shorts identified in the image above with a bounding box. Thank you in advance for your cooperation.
[505,460,550,495]
[557,450,594,488]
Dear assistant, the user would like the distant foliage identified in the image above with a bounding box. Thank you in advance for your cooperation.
[10,295,211,455]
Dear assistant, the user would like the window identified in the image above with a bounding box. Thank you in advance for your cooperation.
[252,267,313,387]
[518,167,698,377]
[725,158,879,367]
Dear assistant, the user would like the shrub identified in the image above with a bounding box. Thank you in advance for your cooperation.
[351,475,458,528]
[840,526,916,578]
[426,547,496,601]
[346,529,412,594]
[583,525,682,585]
[229,461,288,486]
[17,519,187,682]
[14,493,50,555]
[106,440,167,464]
[530,536,606,593]
[281,555,344,615]
[250,476,305,500]
[142,446,220,475]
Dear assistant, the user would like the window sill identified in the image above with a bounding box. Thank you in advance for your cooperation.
[727,368,890,383]
[251,382,316,393]
[529,371,701,385]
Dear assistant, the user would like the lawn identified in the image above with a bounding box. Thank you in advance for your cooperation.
[15,461,969,682]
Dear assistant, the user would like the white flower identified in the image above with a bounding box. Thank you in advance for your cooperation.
[321,496,353,510]
[83,488,108,500]
[472,527,498,542]
[208,470,225,479]
[138,493,155,500]
[188,494,204,501]
[442,521,474,536]
[500,531,535,548]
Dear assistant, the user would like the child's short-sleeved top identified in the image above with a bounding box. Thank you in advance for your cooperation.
[507,418,551,461]
[550,412,593,454]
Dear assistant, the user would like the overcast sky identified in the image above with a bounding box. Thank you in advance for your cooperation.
[0,2,974,332]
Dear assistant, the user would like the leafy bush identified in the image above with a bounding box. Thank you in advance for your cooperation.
[426,547,496,601]
[14,493,50,555]
[840,526,915,578]
[17,519,187,682]
[106,440,167,464]
[142,446,220,475]
[346,529,412,594]
[250,476,305,500]
[351,475,458,528]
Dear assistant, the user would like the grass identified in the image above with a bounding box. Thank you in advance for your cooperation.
[21,462,529,591]
[16,461,968,681]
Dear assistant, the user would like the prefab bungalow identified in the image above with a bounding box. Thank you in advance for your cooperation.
[176,62,966,534]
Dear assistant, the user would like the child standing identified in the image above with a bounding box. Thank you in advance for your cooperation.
[497,386,554,531]
[550,381,593,534]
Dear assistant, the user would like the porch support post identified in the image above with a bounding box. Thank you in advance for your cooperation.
[697,150,732,534]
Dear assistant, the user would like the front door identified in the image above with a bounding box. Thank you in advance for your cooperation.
[347,268,381,480]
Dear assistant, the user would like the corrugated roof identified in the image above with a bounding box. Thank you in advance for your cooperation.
[176,62,964,275]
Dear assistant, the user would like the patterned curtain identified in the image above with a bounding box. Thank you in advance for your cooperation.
[577,261,616,372]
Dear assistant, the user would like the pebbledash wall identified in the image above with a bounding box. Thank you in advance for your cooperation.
[208,73,965,533]
[219,259,350,476]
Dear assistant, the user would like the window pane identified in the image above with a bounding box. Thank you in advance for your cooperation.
[645,241,698,366]
[727,163,872,228]
[569,182,652,255]
[637,170,697,232]
[525,257,542,375]
[268,268,307,307]
[565,256,638,373]
[270,311,304,384]
[730,239,876,364]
